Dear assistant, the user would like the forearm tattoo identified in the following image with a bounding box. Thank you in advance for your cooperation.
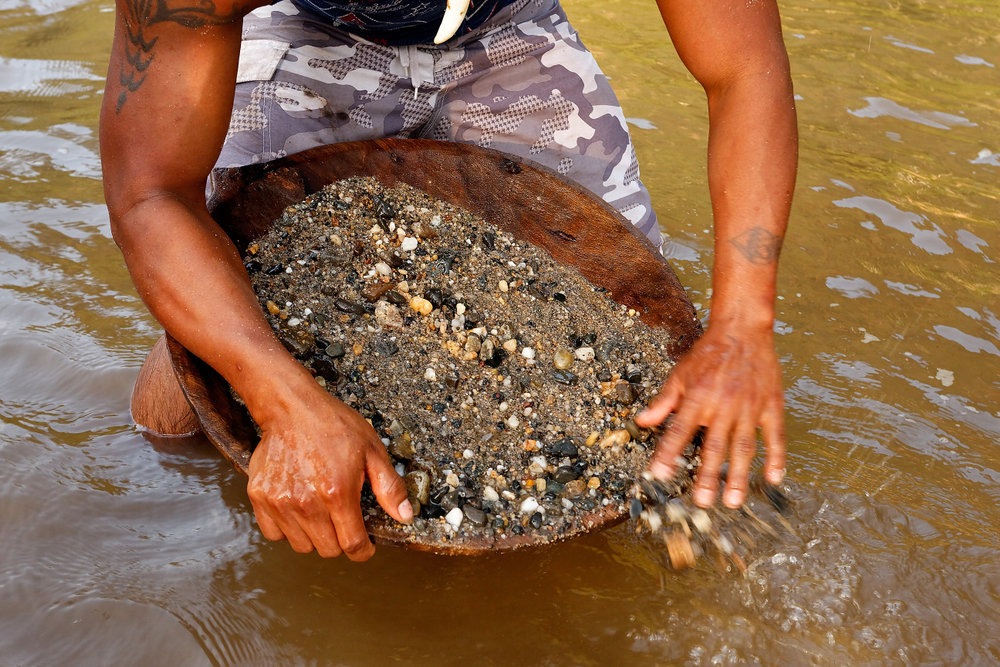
[116,0,242,111]
[729,226,783,265]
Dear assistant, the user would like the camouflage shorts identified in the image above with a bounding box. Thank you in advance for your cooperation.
[218,0,660,244]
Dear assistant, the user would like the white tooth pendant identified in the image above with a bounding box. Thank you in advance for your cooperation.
[433,0,471,44]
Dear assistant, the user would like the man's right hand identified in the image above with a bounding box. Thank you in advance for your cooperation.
[247,382,414,560]
[100,0,414,559]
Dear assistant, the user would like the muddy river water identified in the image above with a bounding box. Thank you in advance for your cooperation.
[1,0,998,663]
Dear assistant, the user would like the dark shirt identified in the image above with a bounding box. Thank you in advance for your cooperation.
[288,0,516,45]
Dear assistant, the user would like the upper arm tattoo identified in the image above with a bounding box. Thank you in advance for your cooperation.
[729,226,783,265]
[116,0,243,112]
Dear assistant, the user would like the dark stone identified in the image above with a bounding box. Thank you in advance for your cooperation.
[375,198,396,220]
[463,505,487,526]
[385,290,408,306]
[595,342,616,362]
[552,292,566,302]
[325,341,346,359]
[530,512,543,529]
[335,298,366,315]
[373,336,399,357]
[615,381,638,405]
[344,382,366,399]
[483,348,507,369]
[597,369,612,382]
[481,231,496,250]
[554,466,580,483]
[386,251,405,268]
[510,479,521,492]
[310,355,339,383]
[511,524,524,535]
[428,254,454,277]
[431,402,446,414]
[625,364,643,384]
[440,491,462,512]
[424,287,444,309]
[264,264,284,276]
[444,373,460,389]
[544,437,579,459]
[244,260,262,274]
[551,369,579,386]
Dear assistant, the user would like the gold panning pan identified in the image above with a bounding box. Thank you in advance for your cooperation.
[167,138,701,555]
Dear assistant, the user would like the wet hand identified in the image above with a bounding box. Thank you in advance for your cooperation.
[246,390,412,560]
[635,325,786,509]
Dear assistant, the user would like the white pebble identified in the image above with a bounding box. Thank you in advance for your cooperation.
[561,498,573,510]
[445,507,464,531]
[462,448,474,459]
[456,302,466,315]
[446,472,460,487]
[498,280,508,292]
[483,486,500,502]
[506,414,520,429]
[424,367,437,381]
[691,508,712,534]
[521,347,535,360]
[374,262,392,276]
[400,236,418,251]
[520,497,539,514]
[287,317,301,327]
[501,489,516,501]
[574,347,595,362]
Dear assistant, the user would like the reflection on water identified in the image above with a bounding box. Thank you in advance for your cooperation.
[1,0,998,663]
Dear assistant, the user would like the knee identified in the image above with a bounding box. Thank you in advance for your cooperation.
[131,336,201,437]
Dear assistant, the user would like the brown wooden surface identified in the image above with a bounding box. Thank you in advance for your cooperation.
[169,138,702,555]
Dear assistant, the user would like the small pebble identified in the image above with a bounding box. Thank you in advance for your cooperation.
[553,349,574,370]
[521,347,536,360]
[445,507,464,531]
[520,497,539,514]
[574,346,595,362]
[410,296,433,315]
[400,236,418,251]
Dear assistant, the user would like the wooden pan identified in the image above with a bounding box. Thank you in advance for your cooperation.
[167,138,701,555]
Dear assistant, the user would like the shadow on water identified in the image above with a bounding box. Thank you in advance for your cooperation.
[1,0,999,663]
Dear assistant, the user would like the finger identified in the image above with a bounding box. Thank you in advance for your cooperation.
[266,496,318,554]
[692,425,730,508]
[366,445,413,525]
[286,498,346,559]
[647,406,702,481]
[250,498,286,543]
[323,485,376,562]
[635,381,681,428]
[760,400,787,485]
[722,416,757,509]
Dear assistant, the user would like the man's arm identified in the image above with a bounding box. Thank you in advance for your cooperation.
[635,0,798,508]
[100,0,412,559]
